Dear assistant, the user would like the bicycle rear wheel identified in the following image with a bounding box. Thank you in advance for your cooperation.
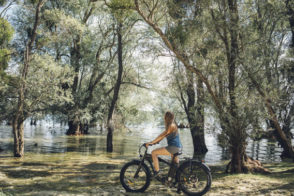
[177,161,211,196]
[120,160,151,192]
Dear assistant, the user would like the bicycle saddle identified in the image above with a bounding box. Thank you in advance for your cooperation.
[173,151,182,156]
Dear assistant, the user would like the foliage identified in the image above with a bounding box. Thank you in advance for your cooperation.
[0,17,14,85]
[1,0,293,162]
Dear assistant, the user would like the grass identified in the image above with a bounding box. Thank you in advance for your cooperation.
[207,160,294,196]
[0,153,293,196]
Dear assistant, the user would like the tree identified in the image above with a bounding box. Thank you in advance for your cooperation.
[41,0,119,135]
[133,0,289,173]
[12,0,47,157]
[166,0,208,155]
[0,0,73,157]
[104,0,140,152]
[235,0,294,160]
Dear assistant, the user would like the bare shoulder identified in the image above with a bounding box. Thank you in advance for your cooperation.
[171,123,177,130]
[167,123,177,134]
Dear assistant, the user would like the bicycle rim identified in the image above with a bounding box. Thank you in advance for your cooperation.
[178,162,211,196]
[121,162,150,192]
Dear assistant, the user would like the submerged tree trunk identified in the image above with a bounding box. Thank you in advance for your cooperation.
[107,22,123,152]
[185,70,207,155]
[107,121,114,152]
[66,112,89,135]
[67,117,81,135]
[12,109,25,157]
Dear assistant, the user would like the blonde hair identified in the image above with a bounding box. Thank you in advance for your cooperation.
[164,111,175,130]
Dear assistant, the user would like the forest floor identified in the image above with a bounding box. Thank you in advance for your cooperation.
[0,154,293,196]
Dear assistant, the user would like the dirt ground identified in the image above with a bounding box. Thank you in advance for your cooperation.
[0,154,293,196]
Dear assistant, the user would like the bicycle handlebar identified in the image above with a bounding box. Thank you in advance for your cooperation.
[142,142,159,147]
[139,142,160,156]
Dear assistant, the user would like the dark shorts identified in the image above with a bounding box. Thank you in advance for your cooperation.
[165,146,181,155]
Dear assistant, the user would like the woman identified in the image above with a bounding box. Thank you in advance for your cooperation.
[146,111,182,176]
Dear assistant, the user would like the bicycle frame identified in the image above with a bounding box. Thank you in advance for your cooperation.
[145,155,172,175]
[136,145,178,181]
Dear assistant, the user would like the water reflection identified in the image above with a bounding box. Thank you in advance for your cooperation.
[0,122,291,164]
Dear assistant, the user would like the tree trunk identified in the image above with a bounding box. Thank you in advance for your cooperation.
[229,133,246,173]
[185,71,207,155]
[230,146,243,173]
[12,116,24,157]
[227,0,255,172]
[66,118,81,135]
[107,22,123,152]
[13,75,26,157]
[66,110,89,135]
[227,130,270,173]
[107,121,114,152]
[268,118,293,159]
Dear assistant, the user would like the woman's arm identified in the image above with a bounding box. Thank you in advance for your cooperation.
[146,124,176,146]
[150,130,168,145]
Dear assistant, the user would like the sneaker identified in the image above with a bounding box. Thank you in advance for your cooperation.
[153,170,162,181]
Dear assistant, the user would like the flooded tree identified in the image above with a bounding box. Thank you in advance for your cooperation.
[0,0,73,157]
[134,0,293,173]
[11,0,46,157]
[167,0,208,155]
[106,22,123,152]
[40,0,120,135]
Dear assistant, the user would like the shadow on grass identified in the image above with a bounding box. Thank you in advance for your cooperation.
[0,155,14,159]
[209,161,294,180]
[0,160,124,195]
[4,169,52,179]
[1,165,121,195]
[254,182,294,195]
[83,162,119,171]
[207,161,294,195]
[22,162,50,167]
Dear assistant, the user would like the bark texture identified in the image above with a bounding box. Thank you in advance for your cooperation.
[184,70,207,155]
[107,22,123,152]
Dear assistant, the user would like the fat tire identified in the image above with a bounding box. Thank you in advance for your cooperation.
[176,161,212,196]
[120,160,151,192]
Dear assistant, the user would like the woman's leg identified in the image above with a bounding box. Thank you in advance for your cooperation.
[151,147,171,172]
[171,154,179,164]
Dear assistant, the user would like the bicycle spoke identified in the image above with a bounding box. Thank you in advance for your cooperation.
[178,162,211,195]
[123,165,147,190]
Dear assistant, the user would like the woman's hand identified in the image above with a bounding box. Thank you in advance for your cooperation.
[144,142,153,147]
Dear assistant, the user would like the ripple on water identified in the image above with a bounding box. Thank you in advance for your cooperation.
[0,123,292,164]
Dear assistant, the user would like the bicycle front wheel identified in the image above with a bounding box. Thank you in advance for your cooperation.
[120,160,151,192]
[177,161,211,196]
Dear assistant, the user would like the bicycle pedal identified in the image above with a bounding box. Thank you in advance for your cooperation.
[154,175,163,181]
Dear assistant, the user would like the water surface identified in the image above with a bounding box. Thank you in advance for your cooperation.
[0,121,289,164]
